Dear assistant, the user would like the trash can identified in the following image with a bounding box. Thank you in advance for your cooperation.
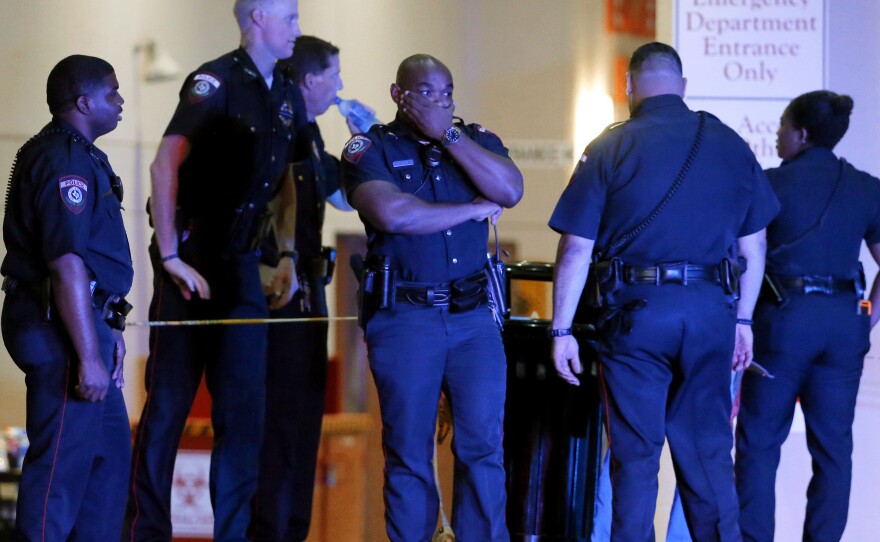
[503,261,603,542]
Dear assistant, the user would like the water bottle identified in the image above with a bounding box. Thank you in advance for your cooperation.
[335,97,381,134]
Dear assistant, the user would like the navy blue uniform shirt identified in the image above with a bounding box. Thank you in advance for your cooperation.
[550,95,779,265]
[341,118,509,282]
[765,146,880,278]
[2,119,133,295]
[166,48,297,250]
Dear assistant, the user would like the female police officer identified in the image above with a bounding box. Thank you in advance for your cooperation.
[735,91,880,541]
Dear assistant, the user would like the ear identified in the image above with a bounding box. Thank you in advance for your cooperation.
[75,95,90,115]
[390,83,402,103]
[302,71,316,91]
[681,76,687,98]
[625,72,633,96]
[798,127,809,144]
[251,5,265,27]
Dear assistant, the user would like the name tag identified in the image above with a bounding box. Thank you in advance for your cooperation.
[392,159,414,168]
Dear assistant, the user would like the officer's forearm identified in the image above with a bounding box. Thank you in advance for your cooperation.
[552,234,594,329]
[274,165,296,252]
[736,230,767,319]
[150,135,190,259]
[445,135,524,208]
[47,253,101,365]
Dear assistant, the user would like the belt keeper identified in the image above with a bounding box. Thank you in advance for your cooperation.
[426,288,435,307]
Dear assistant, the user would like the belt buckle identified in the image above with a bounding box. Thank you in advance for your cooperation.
[803,275,832,295]
[657,262,686,285]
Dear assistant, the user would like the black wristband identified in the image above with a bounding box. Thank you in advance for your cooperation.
[278,250,298,264]
[161,253,179,263]
[548,327,573,338]
[736,318,753,326]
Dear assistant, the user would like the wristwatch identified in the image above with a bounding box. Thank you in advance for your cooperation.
[441,125,462,147]
[547,327,573,338]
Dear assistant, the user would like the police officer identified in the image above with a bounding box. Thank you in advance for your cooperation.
[250,35,358,542]
[735,91,880,542]
[125,0,302,539]
[341,54,523,542]
[549,42,779,541]
[1,54,132,540]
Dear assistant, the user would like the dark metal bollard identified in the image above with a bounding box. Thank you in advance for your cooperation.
[502,261,603,542]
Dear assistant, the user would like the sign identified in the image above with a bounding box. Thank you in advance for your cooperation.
[674,0,827,168]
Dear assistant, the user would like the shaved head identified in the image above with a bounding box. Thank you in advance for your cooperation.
[395,54,452,87]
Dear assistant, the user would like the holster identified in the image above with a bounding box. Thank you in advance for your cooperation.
[449,273,488,313]
[350,253,394,329]
[719,258,741,299]
[586,258,624,309]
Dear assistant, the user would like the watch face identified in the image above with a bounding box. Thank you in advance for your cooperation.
[444,126,461,145]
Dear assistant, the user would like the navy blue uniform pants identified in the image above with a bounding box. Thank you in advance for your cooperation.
[2,291,131,541]
[251,282,328,542]
[735,294,868,542]
[366,303,509,542]
[598,284,740,542]
[126,245,268,542]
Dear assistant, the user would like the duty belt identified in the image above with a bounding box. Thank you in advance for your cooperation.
[1,276,42,296]
[776,275,857,295]
[621,262,720,286]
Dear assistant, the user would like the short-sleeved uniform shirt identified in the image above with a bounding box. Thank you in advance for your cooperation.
[550,95,779,266]
[2,119,133,295]
[341,118,510,283]
[764,146,880,278]
[167,48,297,251]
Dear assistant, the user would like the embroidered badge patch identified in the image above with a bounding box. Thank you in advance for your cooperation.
[343,135,372,164]
[568,150,589,186]
[187,72,222,104]
[278,100,294,127]
[475,124,494,135]
[59,175,88,215]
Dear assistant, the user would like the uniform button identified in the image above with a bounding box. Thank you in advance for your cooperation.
[297,175,304,181]
[452,258,458,264]
[250,126,256,132]
[404,173,411,180]
[434,174,441,181]
[263,182,269,188]
[248,203,255,209]
[446,230,452,236]
[271,155,276,162]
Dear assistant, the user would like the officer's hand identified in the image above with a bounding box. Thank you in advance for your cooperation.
[552,335,582,386]
[111,329,125,389]
[470,197,503,224]
[76,358,110,402]
[732,323,753,371]
[163,257,211,301]
[267,257,299,310]
[399,90,454,141]
[345,100,377,135]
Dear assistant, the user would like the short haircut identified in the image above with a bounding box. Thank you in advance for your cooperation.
[46,55,115,115]
[282,35,340,82]
[629,42,683,76]
[233,0,266,26]
[786,90,853,149]
[395,54,445,86]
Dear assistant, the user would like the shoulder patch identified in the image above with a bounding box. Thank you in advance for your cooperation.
[343,135,372,164]
[59,175,88,215]
[474,124,494,135]
[187,71,223,104]
[278,100,294,127]
[568,150,589,186]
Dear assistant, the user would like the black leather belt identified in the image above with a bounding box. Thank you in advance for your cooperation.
[1,277,43,296]
[776,275,856,295]
[396,284,451,306]
[623,263,720,286]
